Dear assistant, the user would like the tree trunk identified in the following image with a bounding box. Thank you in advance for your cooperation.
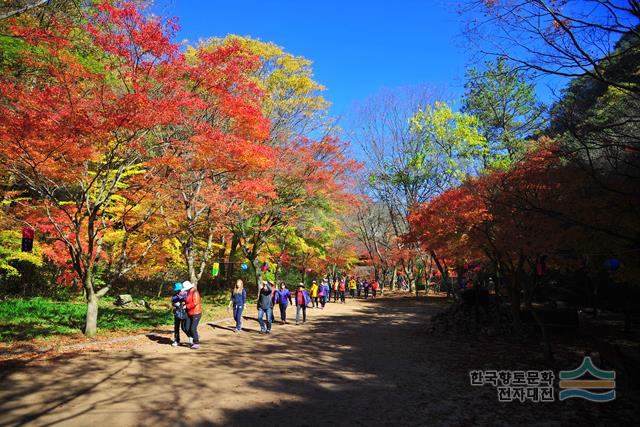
[215,236,226,288]
[530,307,555,366]
[84,278,98,337]
[430,250,448,282]
[508,274,522,333]
[156,281,164,298]
[226,235,240,287]
[251,257,263,296]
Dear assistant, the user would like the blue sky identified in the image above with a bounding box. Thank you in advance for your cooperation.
[154,0,470,120]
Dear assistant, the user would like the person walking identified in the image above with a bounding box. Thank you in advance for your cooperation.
[182,281,202,349]
[318,280,328,309]
[228,279,246,332]
[295,283,310,325]
[371,279,379,298]
[171,282,187,346]
[338,278,346,303]
[356,277,362,298]
[363,279,370,299]
[275,282,293,324]
[257,281,274,334]
[310,280,319,308]
[348,277,356,298]
[269,281,277,324]
[332,279,339,302]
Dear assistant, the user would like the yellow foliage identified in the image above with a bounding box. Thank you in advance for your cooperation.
[191,35,332,143]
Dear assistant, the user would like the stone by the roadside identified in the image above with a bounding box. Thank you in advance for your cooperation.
[115,294,133,306]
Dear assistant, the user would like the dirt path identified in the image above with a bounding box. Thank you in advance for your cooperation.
[0,295,638,426]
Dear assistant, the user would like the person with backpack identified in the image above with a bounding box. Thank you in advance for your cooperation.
[320,280,330,308]
[317,280,326,309]
[182,281,202,349]
[228,279,246,332]
[257,281,274,334]
[171,282,188,347]
[275,282,293,324]
[295,283,310,324]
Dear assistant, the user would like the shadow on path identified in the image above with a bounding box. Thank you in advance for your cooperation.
[0,296,638,426]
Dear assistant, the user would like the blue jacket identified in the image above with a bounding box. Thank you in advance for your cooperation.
[275,289,292,305]
[230,289,246,307]
[171,291,186,317]
[295,289,311,307]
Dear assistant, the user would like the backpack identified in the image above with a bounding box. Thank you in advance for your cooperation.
[304,291,311,306]
[175,305,187,320]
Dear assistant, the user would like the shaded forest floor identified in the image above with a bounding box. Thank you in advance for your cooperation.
[1,295,638,426]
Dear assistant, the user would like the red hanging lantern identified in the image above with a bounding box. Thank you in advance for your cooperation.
[21,227,34,252]
[536,255,547,276]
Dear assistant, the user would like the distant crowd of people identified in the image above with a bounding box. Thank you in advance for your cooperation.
[170,276,380,348]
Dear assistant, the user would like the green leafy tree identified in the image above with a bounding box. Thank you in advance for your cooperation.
[462,58,545,167]
[409,101,488,185]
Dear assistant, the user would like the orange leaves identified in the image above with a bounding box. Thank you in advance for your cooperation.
[0,0,362,289]
[85,0,179,66]
[407,141,567,264]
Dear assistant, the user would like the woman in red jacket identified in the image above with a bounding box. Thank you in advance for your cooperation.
[182,281,202,349]
[371,279,380,298]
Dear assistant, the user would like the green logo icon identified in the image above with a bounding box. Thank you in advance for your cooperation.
[559,356,616,402]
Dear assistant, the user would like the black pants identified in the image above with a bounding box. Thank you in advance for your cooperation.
[184,313,201,344]
[313,296,319,307]
[340,291,346,302]
[372,289,377,298]
[364,288,369,298]
[279,303,288,322]
[333,290,338,301]
[174,316,187,343]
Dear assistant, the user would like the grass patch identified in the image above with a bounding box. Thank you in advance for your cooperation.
[0,290,237,343]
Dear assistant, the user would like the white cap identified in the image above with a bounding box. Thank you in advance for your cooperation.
[182,281,194,291]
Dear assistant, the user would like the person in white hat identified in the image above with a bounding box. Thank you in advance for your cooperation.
[182,281,202,349]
